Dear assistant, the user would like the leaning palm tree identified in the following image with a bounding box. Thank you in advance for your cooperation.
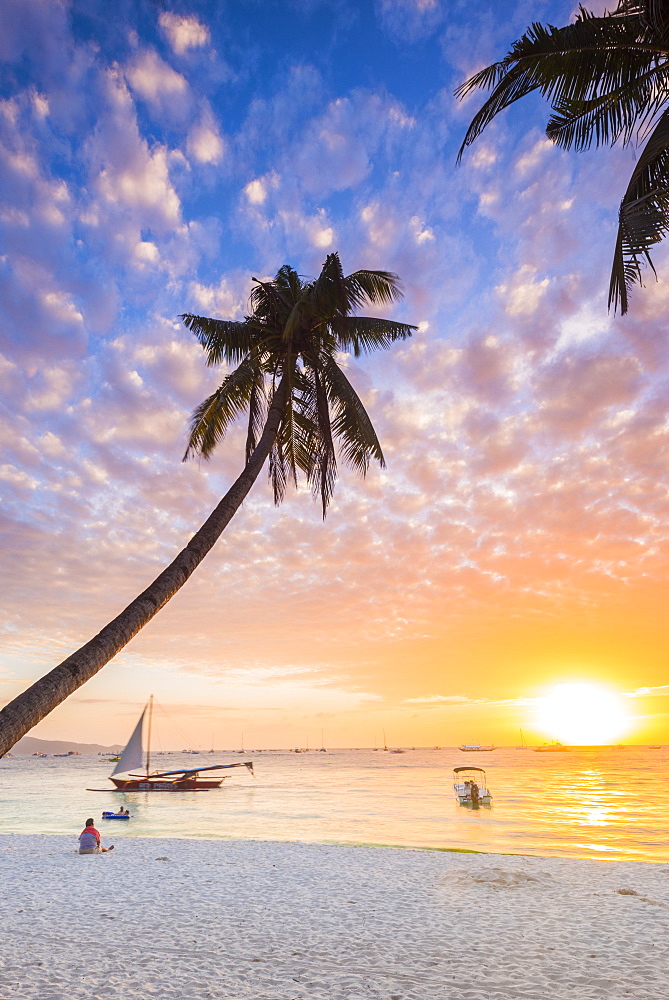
[0,253,415,755]
[456,1,669,314]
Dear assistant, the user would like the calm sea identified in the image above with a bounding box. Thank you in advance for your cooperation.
[1,746,667,862]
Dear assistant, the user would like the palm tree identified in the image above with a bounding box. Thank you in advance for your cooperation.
[0,253,415,755]
[455,1,669,314]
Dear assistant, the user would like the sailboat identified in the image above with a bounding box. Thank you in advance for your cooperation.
[106,698,254,791]
[515,729,528,750]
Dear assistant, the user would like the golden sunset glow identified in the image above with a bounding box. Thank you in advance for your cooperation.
[537,683,631,745]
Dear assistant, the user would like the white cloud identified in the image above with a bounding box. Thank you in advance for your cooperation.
[158,12,210,54]
[97,145,181,225]
[188,277,245,318]
[125,49,190,120]
[134,240,159,265]
[496,266,550,317]
[244,178,267,205]
[0,464,38,490]
[187,120,224,165]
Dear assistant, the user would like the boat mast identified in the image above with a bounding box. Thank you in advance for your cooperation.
[145,694,153,777]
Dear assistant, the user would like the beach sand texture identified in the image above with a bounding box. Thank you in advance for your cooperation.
[1,835,667,999]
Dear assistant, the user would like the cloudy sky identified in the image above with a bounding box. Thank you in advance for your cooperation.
[2,0,668,749]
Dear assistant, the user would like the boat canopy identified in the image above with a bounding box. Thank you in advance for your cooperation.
[454,766,486,774]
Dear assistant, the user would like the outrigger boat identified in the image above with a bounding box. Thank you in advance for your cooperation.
[90,697,254,792]
[453,766,493,806]
[458,744,496,752]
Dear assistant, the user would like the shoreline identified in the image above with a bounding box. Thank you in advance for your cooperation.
[4,829,667,863]
[2,834,667,999]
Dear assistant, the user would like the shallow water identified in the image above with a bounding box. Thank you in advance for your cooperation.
[1,746,667,861]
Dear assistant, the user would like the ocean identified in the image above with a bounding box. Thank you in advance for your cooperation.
[1,745,667,862]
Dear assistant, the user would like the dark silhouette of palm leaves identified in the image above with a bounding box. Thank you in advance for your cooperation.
[181,253,416,515]
[456,1,669,313]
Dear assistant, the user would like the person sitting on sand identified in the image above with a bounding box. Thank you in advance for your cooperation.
[78,818,114,854]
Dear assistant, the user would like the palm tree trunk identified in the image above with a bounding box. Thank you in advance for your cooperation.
[0,376,289,757]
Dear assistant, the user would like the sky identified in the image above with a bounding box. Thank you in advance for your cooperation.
[1,0,669,749]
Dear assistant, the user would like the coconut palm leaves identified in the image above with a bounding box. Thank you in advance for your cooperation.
[456,1,669,313]
[182,252,416,515]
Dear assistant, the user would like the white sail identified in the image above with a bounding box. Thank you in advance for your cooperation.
[111,707,146,777]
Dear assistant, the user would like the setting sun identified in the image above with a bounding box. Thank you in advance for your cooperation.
[536,683,631,745]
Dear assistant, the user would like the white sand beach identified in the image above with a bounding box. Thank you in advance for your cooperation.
[1,834,667,1000]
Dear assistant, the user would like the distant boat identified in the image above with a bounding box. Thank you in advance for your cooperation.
[515,729,528,750]
[32,752,47,758]
[459,744,496,752]
[53,751,80,757]
[535,741,570,752]
[98,697,254,792]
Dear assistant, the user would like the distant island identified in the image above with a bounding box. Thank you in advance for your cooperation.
[11,736,123,755]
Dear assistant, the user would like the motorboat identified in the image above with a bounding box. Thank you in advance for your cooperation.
[534,741,570,752]
[458,744,496,752]
[453,767,492,806]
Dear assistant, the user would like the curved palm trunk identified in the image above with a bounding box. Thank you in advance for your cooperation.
[0,377,289,757]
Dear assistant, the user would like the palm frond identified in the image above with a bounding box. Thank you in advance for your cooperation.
[245,368,267,464]
[609,106,669,312]
[639,0,669,38]
[180,314,257,367]
[546,60,669,150]
[277,368,299,487]
[344,269,405,307]
[321,355,385,476]
[455,9,666,161]
[273,264,305,302]
[330,315,416,356]
[183,355,259,460]
[289,364,334,517]
[249,275,294,323]
[268,435,289,505]
[307,252,350,315]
